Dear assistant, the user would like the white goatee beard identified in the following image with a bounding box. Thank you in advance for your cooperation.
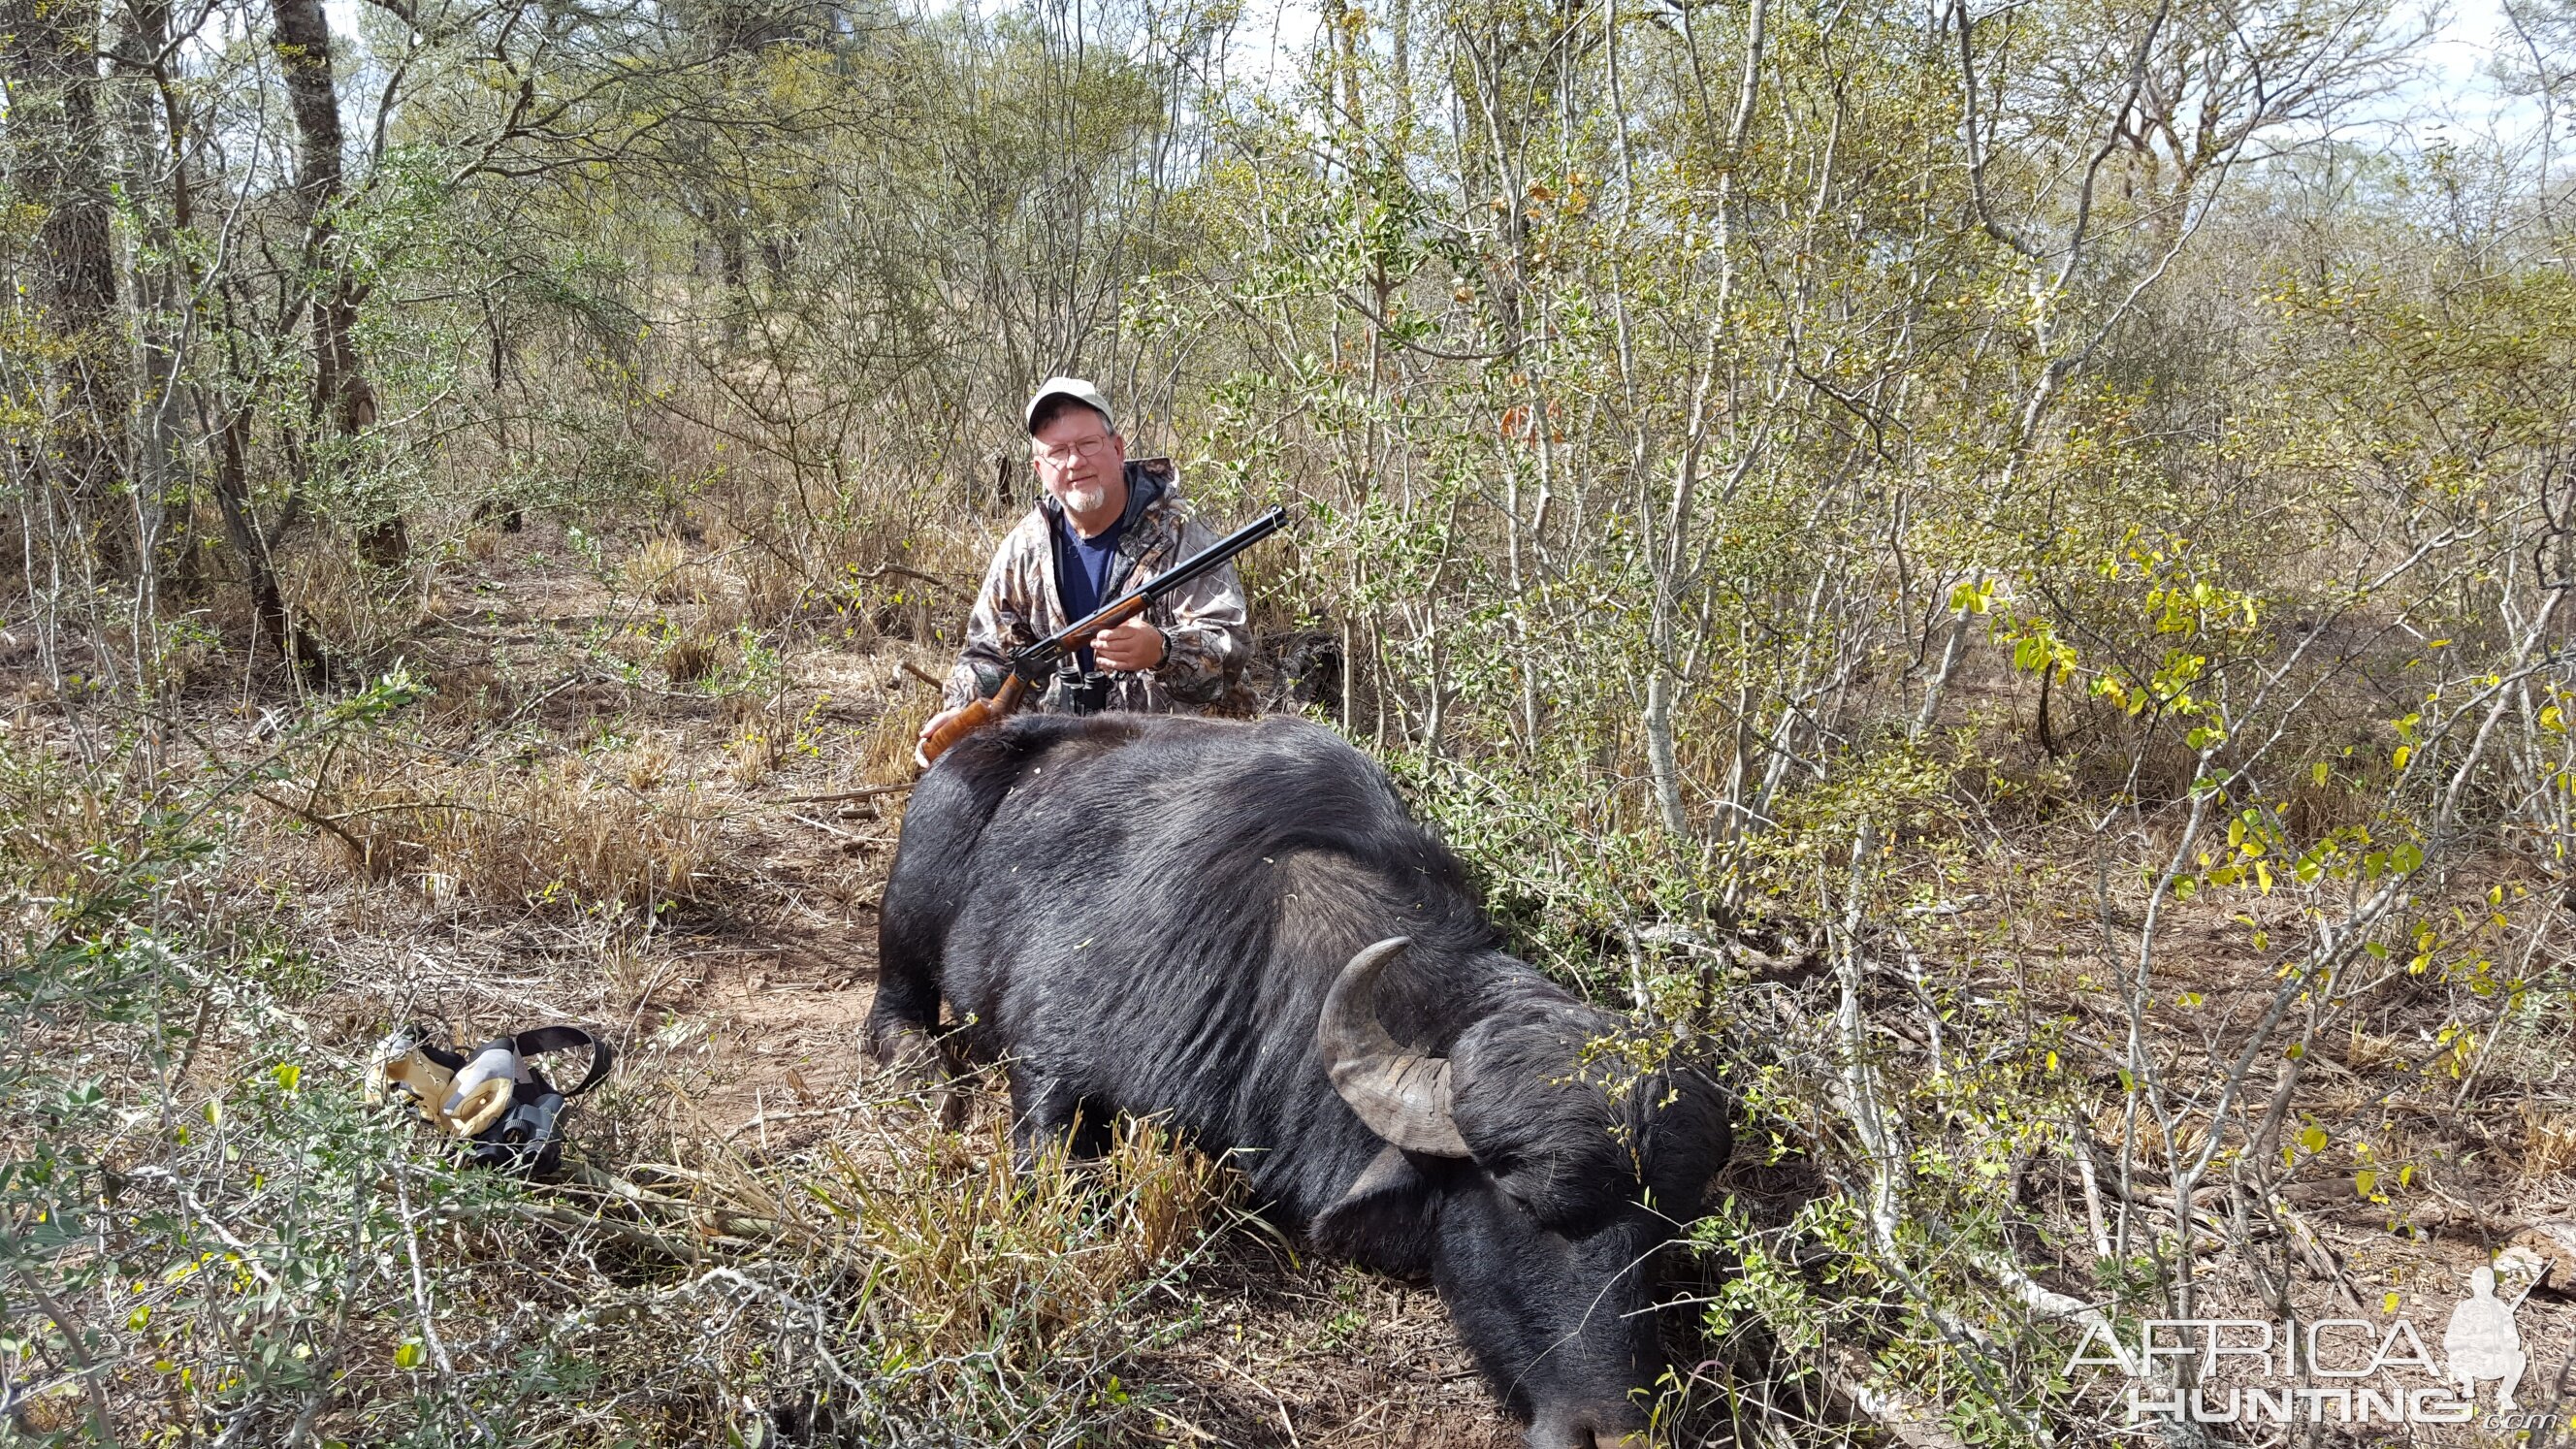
[1062,483,1111,515]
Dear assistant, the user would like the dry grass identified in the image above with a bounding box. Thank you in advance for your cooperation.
[2523,1107,2576,1181]
[660,624,733,684]
[2343,1022,2408,1074]
[855,676,939,785]
[728,719,789,787]
[598,927,660,1008]
[428,1080,1246,1442]
[618,734,677,791]
[631,532,699,603]
[422,662,509,724]
[283,537,422,658]
[797,1113,1237,1364]
[2091,1103,2215,1160]
[0,768,128,902]
[735,548,807,628]
[307,755,719,909]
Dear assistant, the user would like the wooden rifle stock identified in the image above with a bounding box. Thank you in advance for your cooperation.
[912,505,1287,768]
[915,596,1147,765]
[916,673,1026,764]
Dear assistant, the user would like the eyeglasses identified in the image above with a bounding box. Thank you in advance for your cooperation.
[1033,435,1116,467]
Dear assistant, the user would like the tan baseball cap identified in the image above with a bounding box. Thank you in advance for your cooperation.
[1024,376,1115,435]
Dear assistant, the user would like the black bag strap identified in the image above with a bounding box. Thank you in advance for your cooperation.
[400,1024,467,1074]
[511,1025,615,1098]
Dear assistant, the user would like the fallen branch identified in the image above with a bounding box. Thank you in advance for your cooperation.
[2270,1193,2370,1316]
[784,812,886,847]
[766,782,914,805]
[246,786,372,859]
[511,1202,705,1264]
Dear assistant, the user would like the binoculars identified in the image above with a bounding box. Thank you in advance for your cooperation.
[1050,663,1116,716]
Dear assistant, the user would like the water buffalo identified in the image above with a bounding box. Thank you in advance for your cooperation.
[866,712,1730,1449]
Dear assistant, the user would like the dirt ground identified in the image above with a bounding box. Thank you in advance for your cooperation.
[225,518,1537,1448]
[209,517,2576,1446]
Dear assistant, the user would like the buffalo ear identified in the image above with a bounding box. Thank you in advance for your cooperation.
[1309,1143,1435,1276]
[1316,938,1472,1158]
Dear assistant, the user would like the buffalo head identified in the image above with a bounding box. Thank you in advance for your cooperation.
[1320,938,1731,1449]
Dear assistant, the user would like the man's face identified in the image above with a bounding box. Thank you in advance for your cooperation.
[1030,407,1127,519]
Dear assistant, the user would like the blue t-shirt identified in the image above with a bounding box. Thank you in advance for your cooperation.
[1052,510,1128,671]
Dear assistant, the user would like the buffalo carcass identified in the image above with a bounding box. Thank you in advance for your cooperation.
[866,713,1731,1449]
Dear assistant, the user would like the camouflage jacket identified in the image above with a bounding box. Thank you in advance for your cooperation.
[942,459,1255,717]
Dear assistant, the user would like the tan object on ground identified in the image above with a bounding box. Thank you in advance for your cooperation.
[366,1027,460,1131]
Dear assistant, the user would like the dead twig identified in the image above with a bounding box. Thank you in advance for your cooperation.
[511,1202,706,1264]
[783,812,885,847]
[2270,1192,2370,1316]
[765,782,914,805]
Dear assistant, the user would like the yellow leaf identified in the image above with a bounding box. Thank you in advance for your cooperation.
[2384,1291,2402,1314]
[2394,745,2411,769]
[395,1340,424,1369]
[2300,1124,2328,1153]
[2355,1169,2377,1196]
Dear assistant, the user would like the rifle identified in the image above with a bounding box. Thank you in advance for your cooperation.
[917,504,1288,765]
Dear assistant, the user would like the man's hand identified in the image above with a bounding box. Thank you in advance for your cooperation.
[1090,619,1167,672]
[916,705,970,769]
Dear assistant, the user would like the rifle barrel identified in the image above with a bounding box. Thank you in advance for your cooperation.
[1136,505,1288,600]
[1011,505,1288,673]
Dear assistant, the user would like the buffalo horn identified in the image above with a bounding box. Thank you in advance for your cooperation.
[1317,937,1471,1158]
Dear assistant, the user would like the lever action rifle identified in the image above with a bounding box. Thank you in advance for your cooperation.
[917,504,1288,765]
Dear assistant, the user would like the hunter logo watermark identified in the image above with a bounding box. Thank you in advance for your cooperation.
[2067,1267,2542,1427]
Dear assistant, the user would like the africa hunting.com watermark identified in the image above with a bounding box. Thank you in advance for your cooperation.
[2065,1267,2564,1429]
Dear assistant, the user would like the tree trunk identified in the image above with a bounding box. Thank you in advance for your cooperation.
[271,0,402,565]
[113,0,183,658]
[211,405,320,684]
[0,0,115,322]
[717,219,749,350]
[2,0,130,568]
